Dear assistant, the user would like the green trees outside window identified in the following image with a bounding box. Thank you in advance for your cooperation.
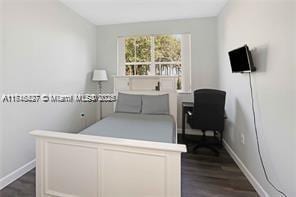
[154,35,181,62]
[124,35,182,90]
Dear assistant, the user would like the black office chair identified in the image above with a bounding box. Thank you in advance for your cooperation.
[187,89,226,155]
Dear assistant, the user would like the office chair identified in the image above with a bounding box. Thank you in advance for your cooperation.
[187,89,226,155]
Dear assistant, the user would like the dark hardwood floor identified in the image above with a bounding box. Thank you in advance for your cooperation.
[180,135,257,197]
[0,170,35,197]
[0,135,257,197]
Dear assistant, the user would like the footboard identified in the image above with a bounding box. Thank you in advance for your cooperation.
[30,130,186,197]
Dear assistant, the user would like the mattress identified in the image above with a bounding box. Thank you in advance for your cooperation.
[80,112,176,143]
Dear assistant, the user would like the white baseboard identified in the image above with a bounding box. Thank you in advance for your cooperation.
[223,140,269,197]
[0,159,36,190]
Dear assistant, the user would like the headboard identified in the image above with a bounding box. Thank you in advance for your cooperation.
[115,90,177,123]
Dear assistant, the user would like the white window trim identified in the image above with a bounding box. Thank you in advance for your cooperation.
[117,34,191,92]
[117,38,125,75]
[181,34,192,92]
[150,36,156,75]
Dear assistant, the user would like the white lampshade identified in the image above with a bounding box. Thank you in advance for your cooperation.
[92,70,108,81]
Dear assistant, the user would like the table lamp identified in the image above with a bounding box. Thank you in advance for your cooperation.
[92,69,108,120]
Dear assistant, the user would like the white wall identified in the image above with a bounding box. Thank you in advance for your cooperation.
[96,18,219,126]
[293,1,296,192]
[1,0,97,179]
[218,0,295,196]
[0,0,4,179]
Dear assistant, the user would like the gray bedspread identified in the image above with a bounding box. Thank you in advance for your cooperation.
[80,113,176,143]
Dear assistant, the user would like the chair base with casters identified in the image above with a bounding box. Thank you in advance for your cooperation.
[188,130,223,156]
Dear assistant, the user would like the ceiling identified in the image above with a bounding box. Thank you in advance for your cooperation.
[59,0,228,26]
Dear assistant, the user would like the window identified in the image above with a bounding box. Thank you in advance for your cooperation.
[118,34,191,92]
[125,36,152,75]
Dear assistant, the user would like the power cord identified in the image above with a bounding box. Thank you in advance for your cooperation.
[248,73,288,197]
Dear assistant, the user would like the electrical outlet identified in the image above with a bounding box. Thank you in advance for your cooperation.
[241,133,245,144]
[80,113,87,129]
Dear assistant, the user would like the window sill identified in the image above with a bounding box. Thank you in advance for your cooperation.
[177,90,192,94]
[114,75,178,78]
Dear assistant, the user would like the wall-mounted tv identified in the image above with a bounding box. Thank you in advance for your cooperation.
[228,45,256,73]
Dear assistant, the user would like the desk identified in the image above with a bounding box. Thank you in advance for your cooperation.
[181,102,227,143]
[182,102,194,140]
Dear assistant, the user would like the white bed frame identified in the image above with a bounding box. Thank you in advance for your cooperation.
[31,90,186,197]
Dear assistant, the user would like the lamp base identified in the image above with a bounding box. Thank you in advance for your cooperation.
[97,82,103,120]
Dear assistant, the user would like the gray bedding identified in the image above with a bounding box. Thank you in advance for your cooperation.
[80,113,176,143]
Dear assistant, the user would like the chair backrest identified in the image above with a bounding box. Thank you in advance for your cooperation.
[192,89,226,131]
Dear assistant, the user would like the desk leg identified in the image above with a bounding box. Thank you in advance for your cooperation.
[220,131,223,147]
[182,107,185,142]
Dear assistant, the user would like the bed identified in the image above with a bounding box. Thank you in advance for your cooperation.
[30,91,186,197]
[81,112,176,143]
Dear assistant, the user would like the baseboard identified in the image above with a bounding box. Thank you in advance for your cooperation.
[223,140,269,197]
[0,159,36,190]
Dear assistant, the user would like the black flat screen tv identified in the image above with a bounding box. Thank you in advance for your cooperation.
[228,45,256,73]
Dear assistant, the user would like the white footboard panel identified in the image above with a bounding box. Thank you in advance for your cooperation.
[31,130,186,197]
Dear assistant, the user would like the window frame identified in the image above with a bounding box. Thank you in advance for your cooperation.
[117,34,191,92]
